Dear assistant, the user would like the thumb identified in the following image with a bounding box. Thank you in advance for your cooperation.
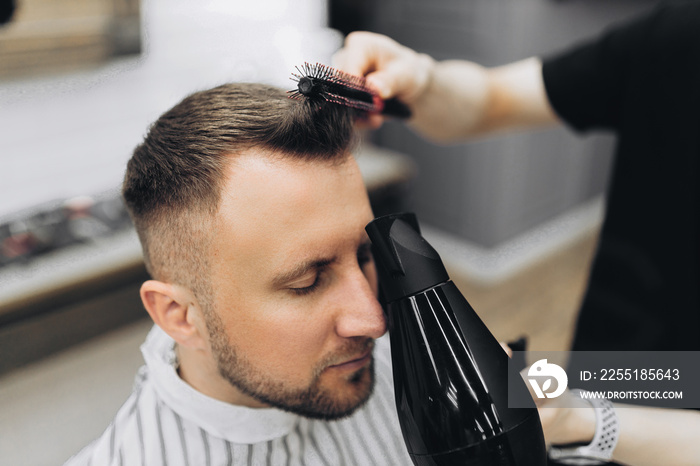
[366,55,433,102]
[365,70,395,99]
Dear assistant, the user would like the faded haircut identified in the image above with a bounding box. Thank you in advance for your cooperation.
[122,83,356,304]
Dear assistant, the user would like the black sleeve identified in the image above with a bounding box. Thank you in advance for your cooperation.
[541,2,696,132]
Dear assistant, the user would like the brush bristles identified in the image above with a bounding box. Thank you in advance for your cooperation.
[288,62,380,113]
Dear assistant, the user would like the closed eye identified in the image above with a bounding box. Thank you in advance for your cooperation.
[289,273,322,296]
[277,258,333,296]
[357,242,373,267]
[287,262,331,296]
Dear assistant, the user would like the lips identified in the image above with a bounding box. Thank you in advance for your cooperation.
[327,346,373,371]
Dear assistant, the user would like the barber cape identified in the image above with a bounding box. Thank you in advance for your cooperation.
[64,326,411,465]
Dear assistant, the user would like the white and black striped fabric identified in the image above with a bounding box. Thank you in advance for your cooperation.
[64,326,412,465]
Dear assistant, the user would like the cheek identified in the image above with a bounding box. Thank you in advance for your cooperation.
[219,300,336,376]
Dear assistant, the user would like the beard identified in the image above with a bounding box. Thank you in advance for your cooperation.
[204,310,376,421]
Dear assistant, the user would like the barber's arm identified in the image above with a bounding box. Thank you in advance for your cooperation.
[537,388,700,466]
[333,31,559,142]
[502,343,700,466]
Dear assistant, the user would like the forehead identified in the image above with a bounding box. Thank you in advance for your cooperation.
[210,151,373,277]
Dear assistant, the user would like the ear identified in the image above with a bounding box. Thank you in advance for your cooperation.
[140,280,208,349]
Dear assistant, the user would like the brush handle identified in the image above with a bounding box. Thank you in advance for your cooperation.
[381,97,412,119]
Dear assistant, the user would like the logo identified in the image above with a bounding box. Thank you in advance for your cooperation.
[527,359,568,399]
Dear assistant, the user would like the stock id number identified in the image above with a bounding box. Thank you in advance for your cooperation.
[598,368,680,381]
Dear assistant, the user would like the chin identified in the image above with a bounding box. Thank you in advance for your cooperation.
[282,362,376,421]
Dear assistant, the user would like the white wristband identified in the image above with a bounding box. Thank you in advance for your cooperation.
[548,389,619,465]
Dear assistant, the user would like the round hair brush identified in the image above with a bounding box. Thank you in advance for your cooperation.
[288,62,412,118]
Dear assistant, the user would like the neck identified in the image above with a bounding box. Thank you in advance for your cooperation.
[176,343,269,409]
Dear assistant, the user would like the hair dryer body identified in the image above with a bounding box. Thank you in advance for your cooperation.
[366,213,546,466]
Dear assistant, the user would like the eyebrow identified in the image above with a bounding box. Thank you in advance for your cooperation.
[271,257,336,288]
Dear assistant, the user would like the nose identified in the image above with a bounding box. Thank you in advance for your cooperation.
[334,267,387,340]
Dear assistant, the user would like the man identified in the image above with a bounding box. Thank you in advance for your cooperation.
[333,2,700,465]
[65,84,411,464]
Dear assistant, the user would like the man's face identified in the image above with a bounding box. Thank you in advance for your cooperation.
[204,152,386,419]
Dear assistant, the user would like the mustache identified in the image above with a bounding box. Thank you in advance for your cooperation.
[318,338,375,372]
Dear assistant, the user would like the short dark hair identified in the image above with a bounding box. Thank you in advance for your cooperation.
[122,83,356,300]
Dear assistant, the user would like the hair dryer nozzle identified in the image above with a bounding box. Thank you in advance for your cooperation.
[366,213,450,303]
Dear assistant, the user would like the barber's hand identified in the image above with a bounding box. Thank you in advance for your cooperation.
[518,365,596,447]
[500,342,513,357]
[532,386,596,447]
[502,342,596,447]
[332,31,435,129]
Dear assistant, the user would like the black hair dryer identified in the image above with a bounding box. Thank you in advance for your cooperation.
[366,213,546,466]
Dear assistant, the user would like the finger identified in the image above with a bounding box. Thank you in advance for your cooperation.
[335,32,431,103]
[353,113,385,130]
[335,32,411,80]
[331,48,361,75]
[366,54,433,102]
[365,71,395,99]
[333,31,386,76]
[499,342,513,357]
[364,114,385,129]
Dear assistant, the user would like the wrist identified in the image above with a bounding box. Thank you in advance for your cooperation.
[566,394,597,444]
[549,390,620,465]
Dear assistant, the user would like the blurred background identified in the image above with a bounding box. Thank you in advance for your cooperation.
[0,0,660,464]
